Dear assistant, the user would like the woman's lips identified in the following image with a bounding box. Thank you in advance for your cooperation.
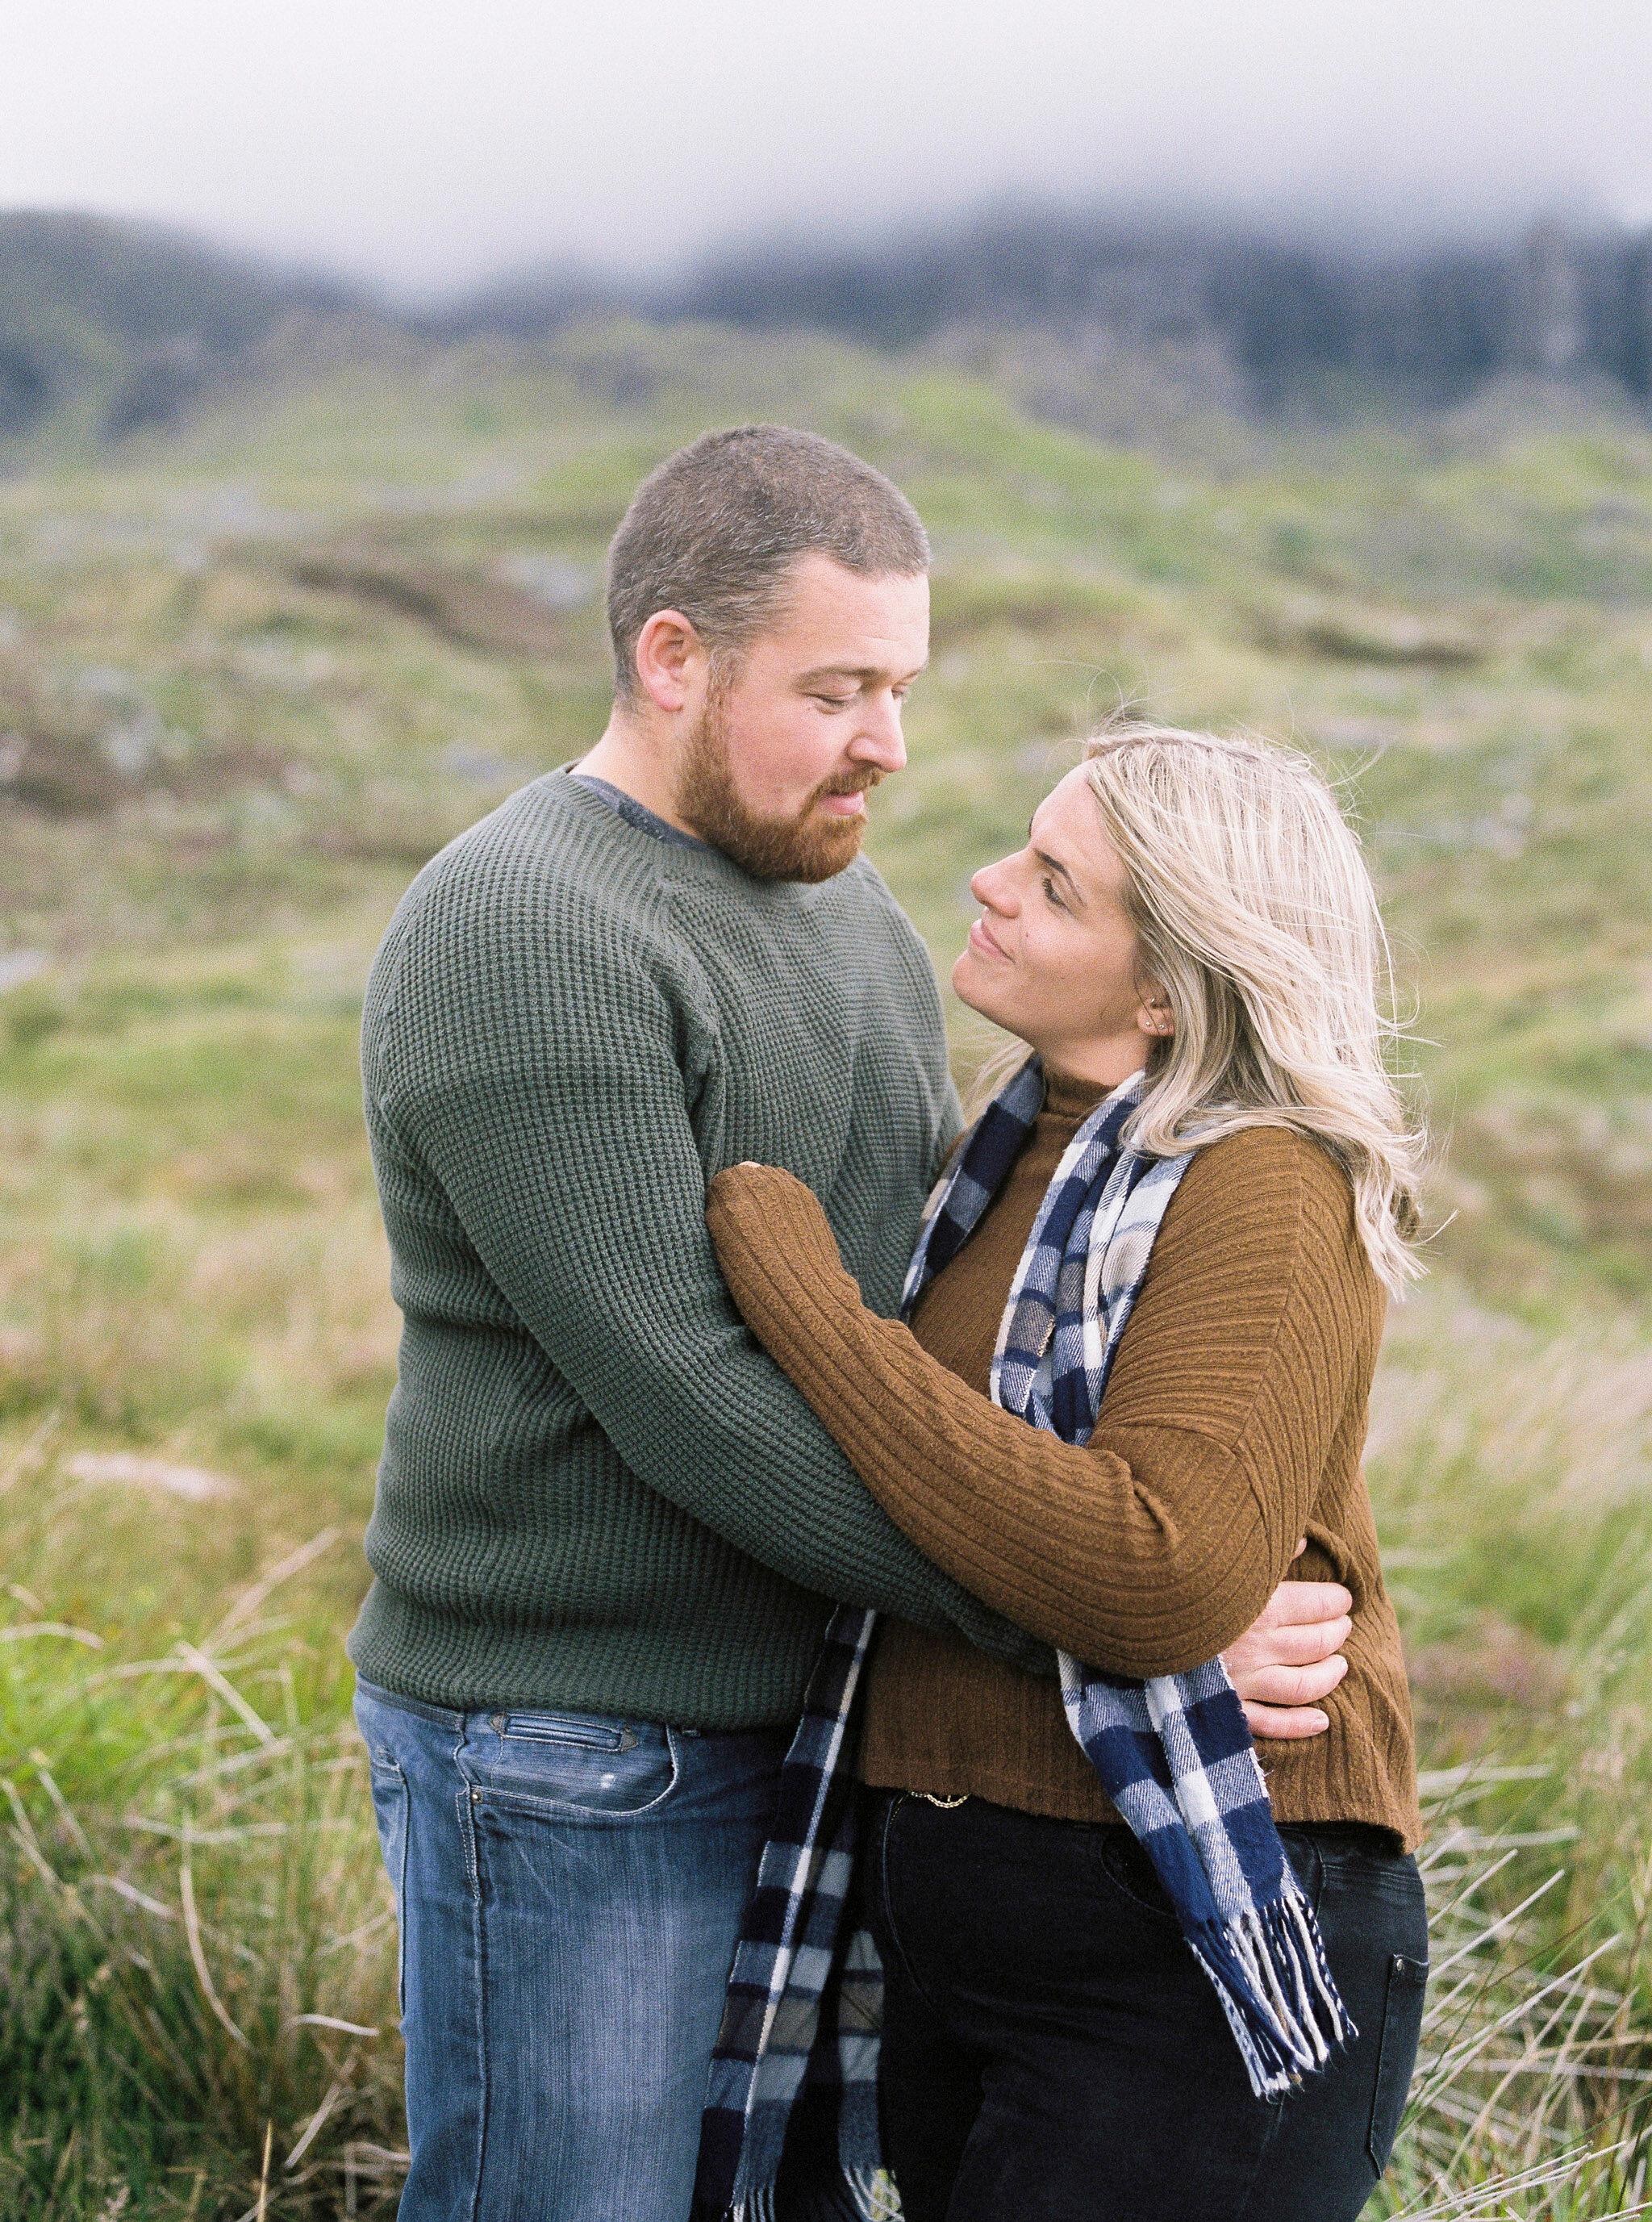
[967,917,1008,961]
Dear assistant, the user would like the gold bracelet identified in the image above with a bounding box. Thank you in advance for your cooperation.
[916,1791,969,1809]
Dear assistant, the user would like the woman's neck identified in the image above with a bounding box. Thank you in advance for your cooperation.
[1027,1028,1153,1092]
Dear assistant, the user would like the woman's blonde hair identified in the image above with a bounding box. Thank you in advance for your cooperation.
[974,719,1425,1294]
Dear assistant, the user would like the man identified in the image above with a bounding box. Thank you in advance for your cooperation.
[349,426,1352,2220]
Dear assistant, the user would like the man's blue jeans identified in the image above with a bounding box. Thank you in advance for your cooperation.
[353,1677,788,2221]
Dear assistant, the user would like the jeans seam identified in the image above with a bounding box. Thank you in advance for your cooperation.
[1300,1833,1326,1916]
[1367,1952,1429,2173]
[877,1794,953,2024]
[456,1719,490,2222]
[367,1753,410,2015]
[468,1809,491,2222]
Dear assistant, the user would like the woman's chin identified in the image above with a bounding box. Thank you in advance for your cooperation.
[951,952,1012,1030]
[950,950,986,1009]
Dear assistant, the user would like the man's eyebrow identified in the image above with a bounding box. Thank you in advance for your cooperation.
[796,659,928,685]
[1032,846,1086,903]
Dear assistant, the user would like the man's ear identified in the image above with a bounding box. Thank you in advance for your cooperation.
[633,608,704,714]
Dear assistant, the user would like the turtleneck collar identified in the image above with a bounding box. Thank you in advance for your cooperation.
[1041,1066,1115,1122]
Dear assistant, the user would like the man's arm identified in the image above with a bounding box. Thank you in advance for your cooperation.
[374,877,1041,1659]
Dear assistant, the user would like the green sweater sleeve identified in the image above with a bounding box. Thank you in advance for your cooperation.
[371,869,1042,1663]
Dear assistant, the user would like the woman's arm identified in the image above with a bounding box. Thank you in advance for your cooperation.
[705,1126,1379,1679]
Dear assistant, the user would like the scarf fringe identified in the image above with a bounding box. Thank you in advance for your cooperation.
[1190,1888,1358,2100]
[724,2170,899,2221]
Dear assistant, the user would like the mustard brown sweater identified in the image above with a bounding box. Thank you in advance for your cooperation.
[705,1072,1421,1848]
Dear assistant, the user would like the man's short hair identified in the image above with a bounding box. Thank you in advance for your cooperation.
[605,424,929,702]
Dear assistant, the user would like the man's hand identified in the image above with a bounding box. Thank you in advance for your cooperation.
[1224,1546,1352,1740]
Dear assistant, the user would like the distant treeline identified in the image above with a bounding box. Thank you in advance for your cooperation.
[5,206,1652,441]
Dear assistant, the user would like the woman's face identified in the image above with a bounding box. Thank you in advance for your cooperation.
[953,766,1170,1085]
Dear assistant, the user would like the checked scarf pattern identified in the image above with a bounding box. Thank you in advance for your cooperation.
[695,1061,1353,2220]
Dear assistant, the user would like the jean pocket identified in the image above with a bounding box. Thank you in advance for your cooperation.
[365,1752,410,2016]
[486,1709,636,1752]
[1094,1829,1183,1926]
[1368,1951,1429,2173]
[1274,1828,1328,1914]
[1097,1827,1325,1928]
[465,1722,681,1819]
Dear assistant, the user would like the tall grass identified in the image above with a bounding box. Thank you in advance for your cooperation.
[0,1487,401,2219]
[1376,1762,1652,2219]
[1359,1293,1652,2220]
[3,1285,1652,2215]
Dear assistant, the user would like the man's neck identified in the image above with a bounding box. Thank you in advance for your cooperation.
[576,714,697,837]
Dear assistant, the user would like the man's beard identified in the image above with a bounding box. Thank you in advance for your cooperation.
[675,684,883,884]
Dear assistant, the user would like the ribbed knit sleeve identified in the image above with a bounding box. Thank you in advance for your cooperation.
[706,1126,1378,1677]
[366,829,1040,1660]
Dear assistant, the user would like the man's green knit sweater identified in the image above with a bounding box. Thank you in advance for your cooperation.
[348,770,1037,1727]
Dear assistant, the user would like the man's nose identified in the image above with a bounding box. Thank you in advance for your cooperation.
[849,692,907,775]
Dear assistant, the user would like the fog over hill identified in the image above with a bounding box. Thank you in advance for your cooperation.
[5,203,1652,446]
[0,211,357,440]
[455,211,1652,411]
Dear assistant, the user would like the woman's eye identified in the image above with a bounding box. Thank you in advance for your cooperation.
[1041,875,1067,912]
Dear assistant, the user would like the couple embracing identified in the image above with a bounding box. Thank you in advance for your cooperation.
[349,426,1427,2222]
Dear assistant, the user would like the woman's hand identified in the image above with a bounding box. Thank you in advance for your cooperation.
[706,1163,848,1289]
[1226,1547,1352,1740]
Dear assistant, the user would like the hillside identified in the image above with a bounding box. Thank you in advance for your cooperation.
[9,205,1652,458]
[0,210,361,441]
[455,209,1652,416]
[2,322,1652,2214]
[4,315,1650,1303]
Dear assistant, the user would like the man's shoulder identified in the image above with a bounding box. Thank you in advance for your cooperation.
[428,771,642,899]
[365,775,679,1050]
[388,775,664,955]
[369,785,935,1028]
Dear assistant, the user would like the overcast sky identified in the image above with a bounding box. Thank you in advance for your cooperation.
[2,0,1649,294]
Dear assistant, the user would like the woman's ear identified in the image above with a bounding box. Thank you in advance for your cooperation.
[1138,988,1174,1039]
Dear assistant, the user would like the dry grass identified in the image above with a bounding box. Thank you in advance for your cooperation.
[0,1498,401,2218]
[4,1283,1652,2216]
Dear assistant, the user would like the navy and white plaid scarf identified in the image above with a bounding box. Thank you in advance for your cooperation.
[696,1061,1353,2219]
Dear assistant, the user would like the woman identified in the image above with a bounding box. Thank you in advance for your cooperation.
[703,723,1427,2222]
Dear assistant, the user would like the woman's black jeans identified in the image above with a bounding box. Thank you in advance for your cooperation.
[866,1792,1428,2222]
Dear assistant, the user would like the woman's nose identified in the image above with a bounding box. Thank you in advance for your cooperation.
[971,859,1016,912]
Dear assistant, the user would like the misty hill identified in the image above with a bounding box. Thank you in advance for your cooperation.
[458,211,1652,417]
[6,205,1652,450]
[0,211,361,441]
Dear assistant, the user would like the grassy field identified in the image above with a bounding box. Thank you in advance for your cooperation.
[3,320,1652,2215]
